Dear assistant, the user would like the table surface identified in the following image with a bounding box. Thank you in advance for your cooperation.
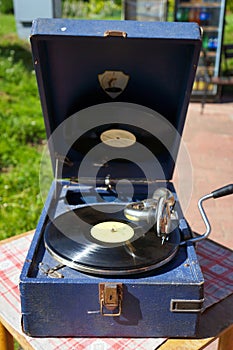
[0,231,233,350]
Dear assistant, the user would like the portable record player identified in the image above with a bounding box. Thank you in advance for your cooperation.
[19,18,211,337]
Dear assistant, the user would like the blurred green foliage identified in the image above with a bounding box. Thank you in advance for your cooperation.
[62,0,121,19]
[0,0,13,14]
[227,0,233,13]
[0,0,14,14]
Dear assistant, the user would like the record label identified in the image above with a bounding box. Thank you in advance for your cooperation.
[100,129,136,148]
[91,221,134,243]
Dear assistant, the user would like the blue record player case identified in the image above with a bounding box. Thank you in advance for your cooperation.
[20,19,203,337]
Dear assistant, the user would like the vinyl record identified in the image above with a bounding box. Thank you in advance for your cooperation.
[44,203,180,275]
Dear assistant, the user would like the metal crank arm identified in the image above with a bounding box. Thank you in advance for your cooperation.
[180,184,233,245]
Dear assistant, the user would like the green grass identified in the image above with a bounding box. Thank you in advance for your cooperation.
[0,10,233,240]
[0,12,15,35]
[0,14,45,239]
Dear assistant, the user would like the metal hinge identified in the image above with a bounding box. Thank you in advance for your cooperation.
[99,283,123,316]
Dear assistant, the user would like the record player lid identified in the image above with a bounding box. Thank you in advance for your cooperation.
[30,19,201,180]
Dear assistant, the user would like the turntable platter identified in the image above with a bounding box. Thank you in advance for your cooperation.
[44,204,180,275]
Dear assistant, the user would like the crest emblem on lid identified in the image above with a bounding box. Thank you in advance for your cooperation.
[98,71,129,98]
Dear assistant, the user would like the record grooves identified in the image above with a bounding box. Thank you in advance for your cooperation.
[44,203,180,275]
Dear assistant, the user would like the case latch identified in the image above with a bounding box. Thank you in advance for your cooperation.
[104,30,127,38]
[99,283,123,316]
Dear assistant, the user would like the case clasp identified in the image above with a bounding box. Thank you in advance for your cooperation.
[99,283,123,316]
[104,30,127,38]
